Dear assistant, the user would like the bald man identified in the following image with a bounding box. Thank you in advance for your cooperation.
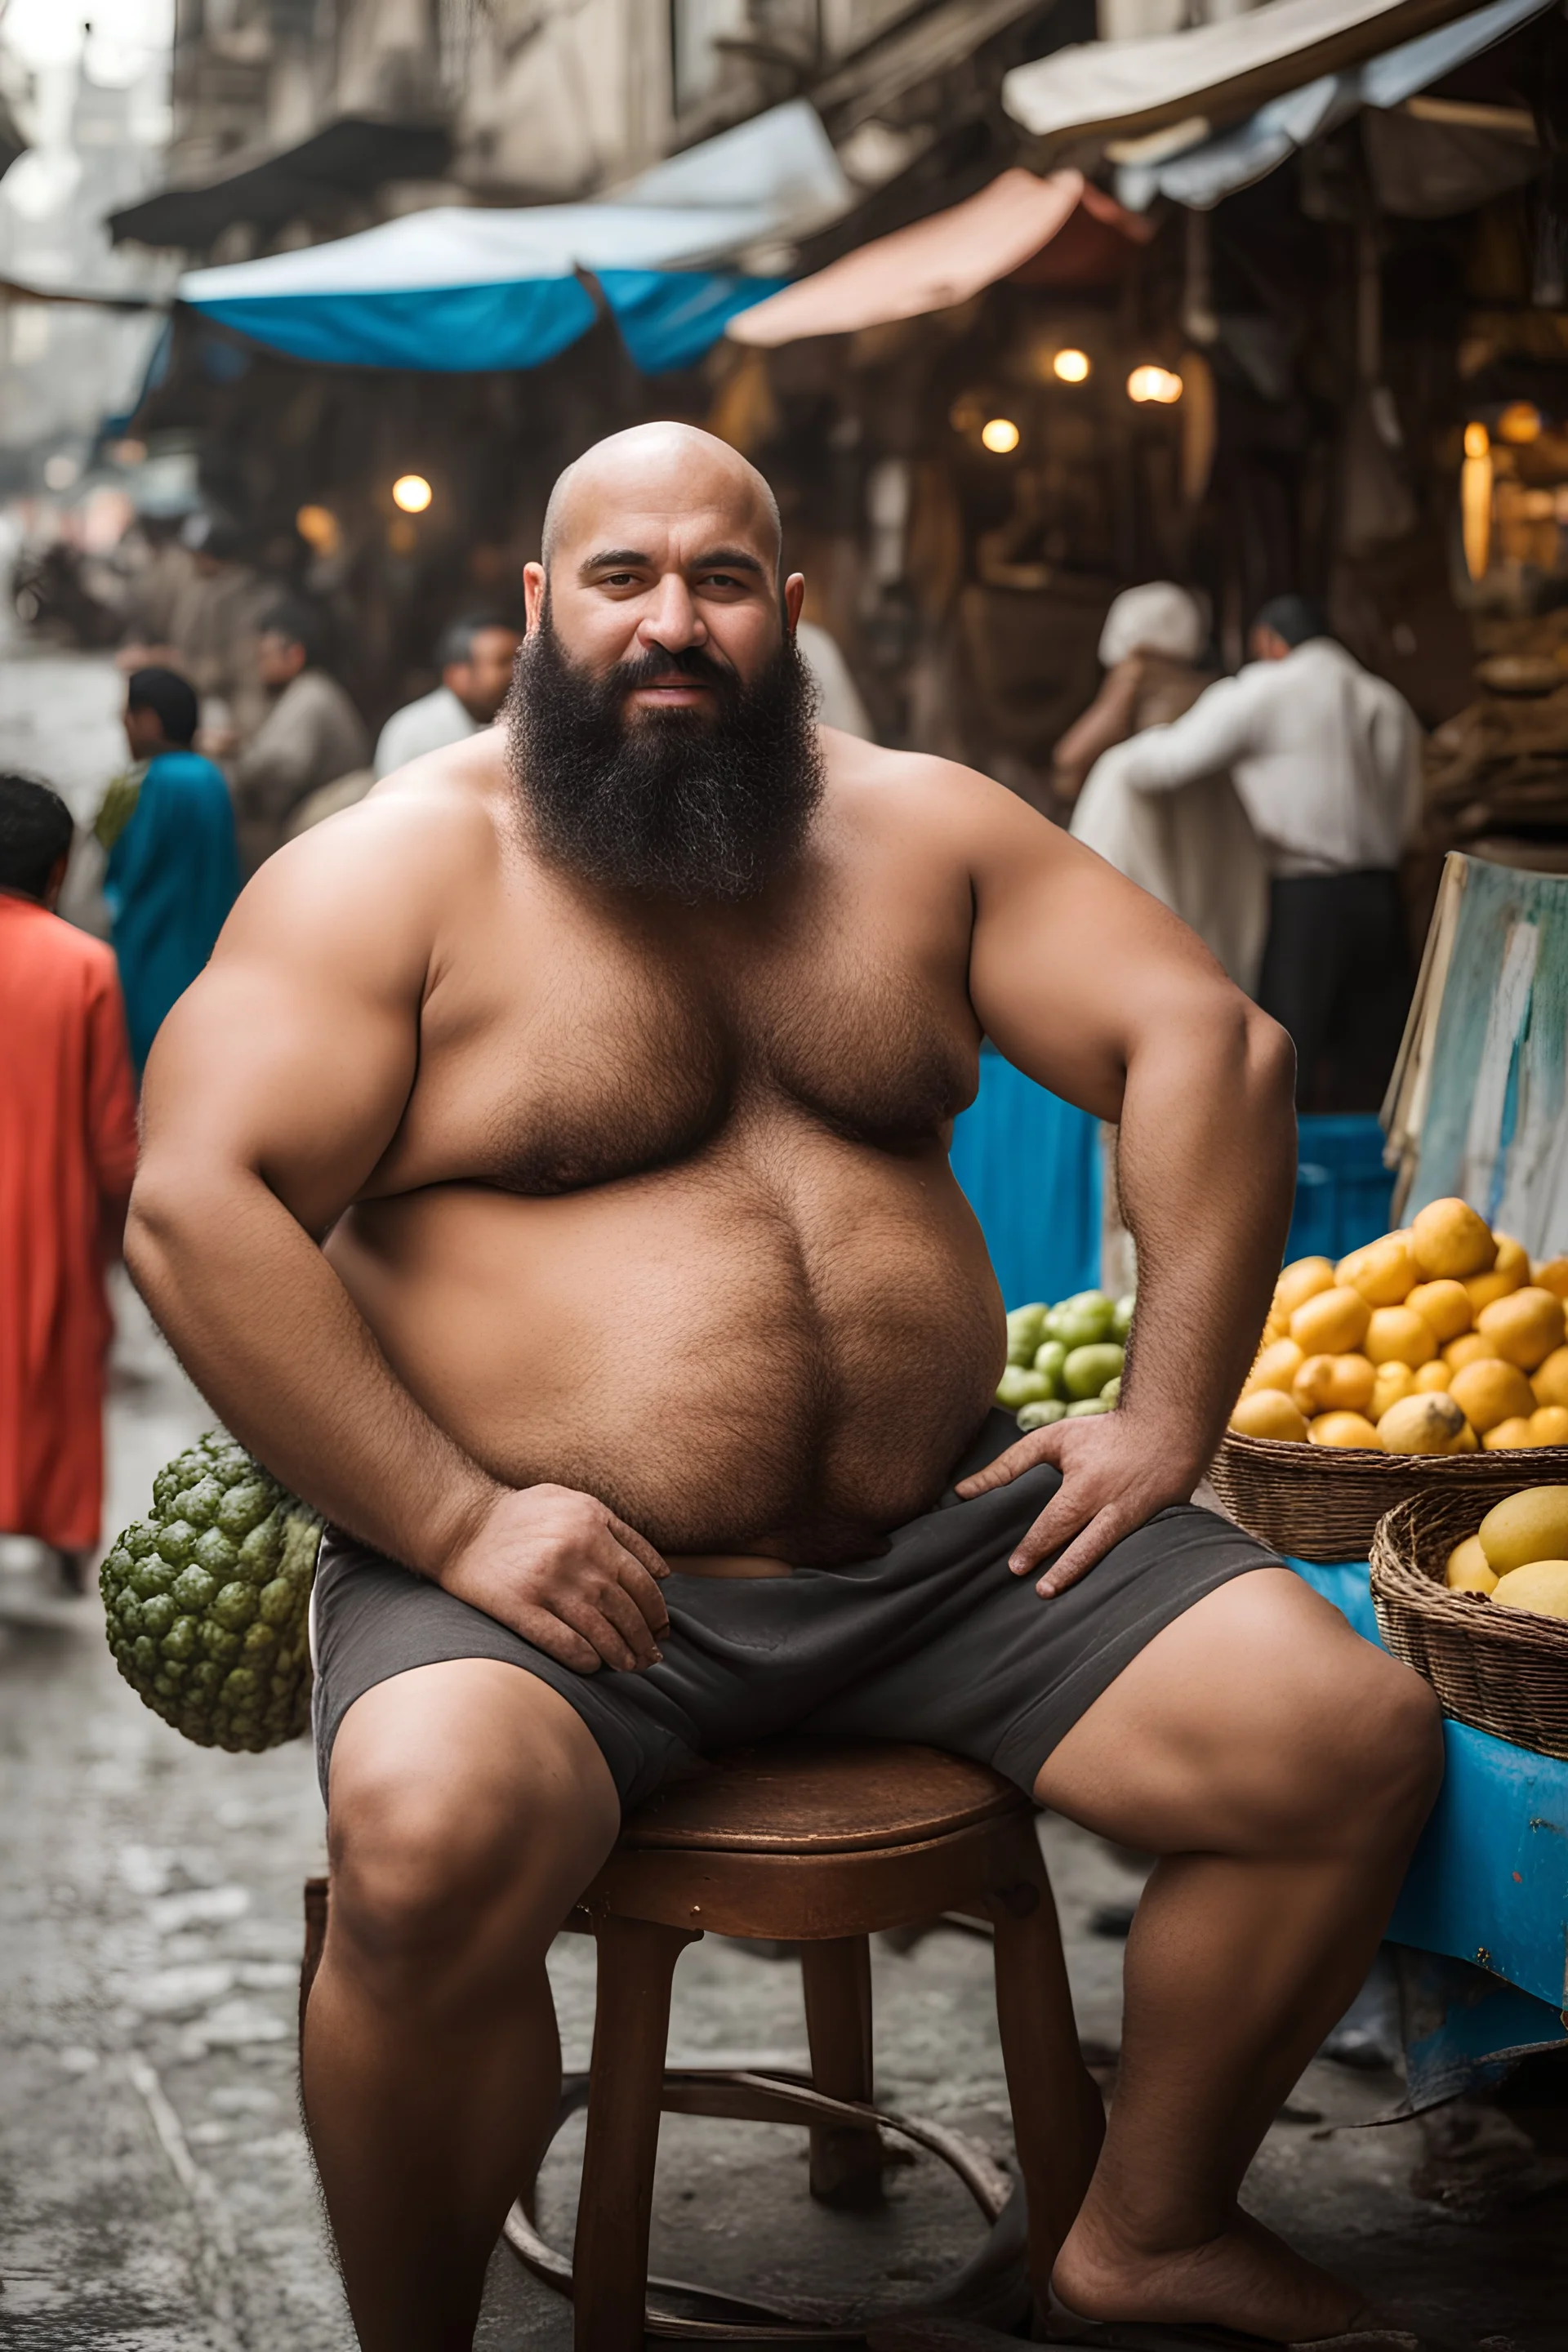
[129,426,1441,2352]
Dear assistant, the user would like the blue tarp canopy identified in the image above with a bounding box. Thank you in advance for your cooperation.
[176,101,849,374]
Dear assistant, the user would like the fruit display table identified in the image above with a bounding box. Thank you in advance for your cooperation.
[1291,1555,1568,2100]
[948,1049,1395,1311]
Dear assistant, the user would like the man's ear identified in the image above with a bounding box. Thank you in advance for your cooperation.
[523,560,546,633]
[783,572,805,635]
[42,849,69,912]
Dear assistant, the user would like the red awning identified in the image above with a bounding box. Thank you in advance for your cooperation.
[726,167,1152,348]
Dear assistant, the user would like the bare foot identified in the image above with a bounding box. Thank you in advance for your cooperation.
[1054,2203,1369,2344]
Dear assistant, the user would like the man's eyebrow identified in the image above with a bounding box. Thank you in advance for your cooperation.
[693,546,766,576]
[577,544,768,579]
[579,547,652,575]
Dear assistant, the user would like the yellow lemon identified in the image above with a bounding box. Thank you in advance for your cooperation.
[1449,1358,1535,1434]
[1291,1353,1376,1416]
[1309,1410,1382,1449]
[1244,1338,1305,1396]
[1406,1279,1472,1343]
[1483,1416,1536,1450]
[1290,1285,1372,1355]
[1338,1234,1419,1305]
[1477,1286,1567,1372]
[1491,1559,1568,1619]
[1370,1363,1415,1420]
[1533,1347,1568,1410]
[1445,1534,1496,1593]
[1446,1331,1497,1374]
[1465,1263,1527,1315]
[1412,1360,1451,1392]
[1530,1255,1568,1300]
[1364,1305,1438,1367]
[1410,1198,1497,1281]
[1477,1485,1568,1572]
[1377,1393,1468,1454]
[1229,1389,1309,1442]
[1452,1422,1480,1450]
[1530,1406,1568,1447]
[1494,1234,1529,1279]
[1273,1257,1336,1319]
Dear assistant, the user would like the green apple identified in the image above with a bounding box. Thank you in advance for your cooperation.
[1005,1303,1049,1366]
[1031,1339,1067,1392]
[1046,1291,1116,1349]
[1062,1343,1125,1401]
[997,1365,1056,1410]
[1112,1293,1136,1340]
[1017,1398,1067,1432]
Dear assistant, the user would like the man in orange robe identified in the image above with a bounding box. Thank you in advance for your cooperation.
[0,775,140,1588]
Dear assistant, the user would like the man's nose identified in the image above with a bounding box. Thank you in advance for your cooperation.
[637,575,705,654]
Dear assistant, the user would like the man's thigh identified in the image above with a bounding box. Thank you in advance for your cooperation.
[1033,1569,1440,1853]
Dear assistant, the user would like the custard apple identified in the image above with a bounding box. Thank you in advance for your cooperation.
[100,1431,321,1752]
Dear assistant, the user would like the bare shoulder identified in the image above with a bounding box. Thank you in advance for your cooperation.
[219,729,512,971]
[821,728,1070,866]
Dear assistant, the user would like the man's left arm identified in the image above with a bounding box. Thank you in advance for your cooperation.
[1113,670,1263,797]
[953,784,1297,1592]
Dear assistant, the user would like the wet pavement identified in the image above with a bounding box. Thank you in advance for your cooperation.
[2,646,1566,2347]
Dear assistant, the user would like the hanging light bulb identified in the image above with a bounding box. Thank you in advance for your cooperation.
[1461,424,1493,583]
[1052,347,1090,383]
[1127,364,1184,405]
[981,417,1021,453]
[392,473,433,514]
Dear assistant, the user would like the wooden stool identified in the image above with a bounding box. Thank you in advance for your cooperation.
[302,1739,1103,2347]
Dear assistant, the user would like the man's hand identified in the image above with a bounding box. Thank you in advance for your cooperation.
[956,1410,1205,1597]
[437,1485,671,1673]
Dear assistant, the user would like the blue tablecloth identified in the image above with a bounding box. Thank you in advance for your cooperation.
[1291,1558,1568,2100]
[947,1054,1395,1311]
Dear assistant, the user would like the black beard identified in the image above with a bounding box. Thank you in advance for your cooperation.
[505,615,824,904]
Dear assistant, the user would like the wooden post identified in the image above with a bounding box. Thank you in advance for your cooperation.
[800,1935,884,2206]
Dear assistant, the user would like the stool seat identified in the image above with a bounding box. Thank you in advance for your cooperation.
[619,1740,1022,1855]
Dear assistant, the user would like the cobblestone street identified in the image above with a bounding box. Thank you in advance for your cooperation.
[2,652,1566,2348]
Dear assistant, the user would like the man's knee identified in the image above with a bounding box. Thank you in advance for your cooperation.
[1237,1630,1444,1857]
[323,1666,619,1983]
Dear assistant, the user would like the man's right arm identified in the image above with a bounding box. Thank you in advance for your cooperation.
[128,795,668,1673]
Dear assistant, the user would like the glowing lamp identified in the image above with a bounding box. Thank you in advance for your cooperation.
[1052,347,1090,384]
[1460,425,1493,582]
[1127,365,1183,405]
[392,474,433,514]
[980,417,1021,453]
[1496,401,1542,446]
[296,503,341,555]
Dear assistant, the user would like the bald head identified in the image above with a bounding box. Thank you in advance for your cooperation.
[540,422,782,581]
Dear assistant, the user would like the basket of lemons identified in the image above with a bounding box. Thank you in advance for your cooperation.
[1370,1484,1568,1760]
[1210,1197,1568,1561]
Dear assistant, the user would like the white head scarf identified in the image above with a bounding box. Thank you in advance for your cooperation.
[1097,582,1208,670]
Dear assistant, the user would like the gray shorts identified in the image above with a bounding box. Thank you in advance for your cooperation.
[312,1411,1278,1813]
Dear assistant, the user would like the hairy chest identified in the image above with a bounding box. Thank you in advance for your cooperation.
[373,880,978,1196]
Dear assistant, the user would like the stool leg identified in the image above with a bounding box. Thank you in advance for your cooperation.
[800,1935,884,2207]
[572,1915,697,2352]
[987,1845,1106,2316]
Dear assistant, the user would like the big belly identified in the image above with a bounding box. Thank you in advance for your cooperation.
[327,1136,1004,1560]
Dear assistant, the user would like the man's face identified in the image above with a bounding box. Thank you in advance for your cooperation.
[124,702,164,760]
[256,630,306,688]
[1250,626,1292,664]
[446,626,521,723]
[523,466,804,721]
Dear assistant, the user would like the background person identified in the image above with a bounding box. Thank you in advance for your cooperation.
[0,776,139,1592]
[105,667,241,1075]
[1107,592,1421,1109]
[230,598,368,873]
[1062,585,1268,995]
[372,614,523,777]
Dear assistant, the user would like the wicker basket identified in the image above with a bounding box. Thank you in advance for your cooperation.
[1208,1429,1568,1564]
[1370,1490,1568,1761]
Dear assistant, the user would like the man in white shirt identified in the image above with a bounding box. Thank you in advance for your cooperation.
[1107,595,1422,1110]
[372,615,522,779]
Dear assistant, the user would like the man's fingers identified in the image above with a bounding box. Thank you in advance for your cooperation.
[1034,1505,1129,1597]
[613,1552,672,1641]
[1006,1481,1101,1575]
[608,1513,670,1581]
[510,1605,603,1675]
[555,1591,643,1673]
[593,1578,664,1668]
[956,1427,1065,1498]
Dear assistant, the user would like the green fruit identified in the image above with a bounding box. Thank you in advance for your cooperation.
[1067,1396,1115,1418]
[1005,1303,1049,1365]
[1046,1291,1116,1349]
[100,1430,320,1754]
[1031,1339,1067,1391]
[1100,1374,1122,1403]
[997,1365,1057,1410]
[1112,1292,1136,1340]
[1062,1343,1125,1401]
[1017,1398,1067,1432]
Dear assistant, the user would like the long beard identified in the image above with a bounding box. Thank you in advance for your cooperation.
[505,615,824,904]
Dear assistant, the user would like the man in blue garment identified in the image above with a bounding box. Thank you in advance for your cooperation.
[104,668,241,1074]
